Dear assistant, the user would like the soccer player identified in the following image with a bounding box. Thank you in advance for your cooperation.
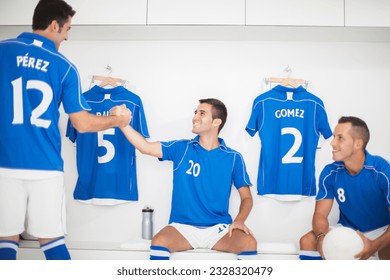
[299,116,390,260]
[0,0,131,260]
[111,98,258,260]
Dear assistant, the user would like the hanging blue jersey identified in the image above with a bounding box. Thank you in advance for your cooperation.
[160,136,252,226]
[0,32,89,172]
[246,85,332,200]
[317,152,390,232]
[66,85,149,205]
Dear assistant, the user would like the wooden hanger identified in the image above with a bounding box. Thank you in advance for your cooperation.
[92,75,125,87]
[268,77,306,88]
[265,66,308,88]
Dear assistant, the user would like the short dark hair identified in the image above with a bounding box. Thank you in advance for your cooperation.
[199,98,227,133]
[32,0,76,31]
[338,116,370,150]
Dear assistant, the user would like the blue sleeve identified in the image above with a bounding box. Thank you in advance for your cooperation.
[61,65,90,114]
[160,139,187,163]
[316,103,332,139]
[245,99,263,137]
[316,164,336,200]
[232,152,252,189]
[132,99,150,138]
[65,117,77,143]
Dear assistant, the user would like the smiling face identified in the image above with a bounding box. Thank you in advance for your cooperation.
[191,103,221,135]
[330,122,362,162]
[51,16,72,50]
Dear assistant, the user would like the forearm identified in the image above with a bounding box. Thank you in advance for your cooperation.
[234,195,253,223]
[312,212,330,236]
[69,110,129,133]
[120,125,162,158]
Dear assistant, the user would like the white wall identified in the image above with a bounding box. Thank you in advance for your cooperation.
[55,39,390,249]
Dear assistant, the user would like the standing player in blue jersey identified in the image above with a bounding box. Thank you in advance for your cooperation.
[112,98,257,260]
[0,0,131,260]
[299,116,390,260]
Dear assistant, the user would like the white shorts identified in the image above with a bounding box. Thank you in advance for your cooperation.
[0,174,67,238]
[169,222,230,249]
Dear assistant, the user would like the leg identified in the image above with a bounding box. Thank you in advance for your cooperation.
[29,175,70,260]
[0,176,25,260]
[0,235,20,260]
[212,228,257,256]
[378,244,390,260]
[150,225,193,260]
[39,236,70,260]
[299,231,322,260]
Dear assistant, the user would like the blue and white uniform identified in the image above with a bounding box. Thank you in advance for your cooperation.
[246,85,332,201]
[67,85,149,205]
[160,136,252,226]
[317,152,390,232]
[0,32,89,175]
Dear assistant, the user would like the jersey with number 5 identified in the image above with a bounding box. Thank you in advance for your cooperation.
[66,86,149,204]
[246,85,332,200]
[0,32,89,172]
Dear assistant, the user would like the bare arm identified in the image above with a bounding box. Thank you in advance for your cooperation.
[229,186,253,237]
[312,199,333,236]
[69,105,131,133]
[312,199,333,255]
[119,124,162,158]
[110,106,163,158]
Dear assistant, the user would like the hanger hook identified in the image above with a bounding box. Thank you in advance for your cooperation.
[105,64,112,76]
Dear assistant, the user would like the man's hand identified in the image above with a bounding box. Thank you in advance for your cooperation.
[110,104,132,127]
[228,220,253,237]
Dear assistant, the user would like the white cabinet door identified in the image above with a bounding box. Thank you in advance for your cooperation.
[0,0,39,25]
[246,0,344,26]
[66,0,147,25]
[345,0,390,27]
[147,0,245,25]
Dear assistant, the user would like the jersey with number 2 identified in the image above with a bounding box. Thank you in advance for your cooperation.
[246,85,332,200]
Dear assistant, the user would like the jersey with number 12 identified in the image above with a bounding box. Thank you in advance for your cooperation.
[246,85,332,201]
[0,32,89,172]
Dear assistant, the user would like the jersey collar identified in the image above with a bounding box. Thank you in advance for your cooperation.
[18,32,57,52]
[191,135,228,151]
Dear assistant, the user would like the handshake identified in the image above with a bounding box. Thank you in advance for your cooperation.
[110,104,132,128]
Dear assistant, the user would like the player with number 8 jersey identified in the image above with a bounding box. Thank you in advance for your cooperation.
[246,85,332,201]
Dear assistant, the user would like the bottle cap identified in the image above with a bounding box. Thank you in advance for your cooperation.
[142,207,154,212]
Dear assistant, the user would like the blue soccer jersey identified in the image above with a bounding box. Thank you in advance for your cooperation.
[246,85,332,200]
[0,32,89,172]
[160,136,252,226]
[316,152,390,232]
[66,85,149,205]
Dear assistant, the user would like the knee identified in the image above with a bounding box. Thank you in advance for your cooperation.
[240,234,258,252]
[151,233,169,247]
[299,231,316,250]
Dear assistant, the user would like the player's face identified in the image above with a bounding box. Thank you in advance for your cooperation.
[192,103,215,135]
[330,122,357,162]
[52,17,72,50]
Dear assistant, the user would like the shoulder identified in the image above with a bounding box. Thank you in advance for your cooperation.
[364,152,390,171]
[321,161,344,176]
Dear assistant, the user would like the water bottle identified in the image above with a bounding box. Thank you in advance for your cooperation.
[142,207,154,240]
